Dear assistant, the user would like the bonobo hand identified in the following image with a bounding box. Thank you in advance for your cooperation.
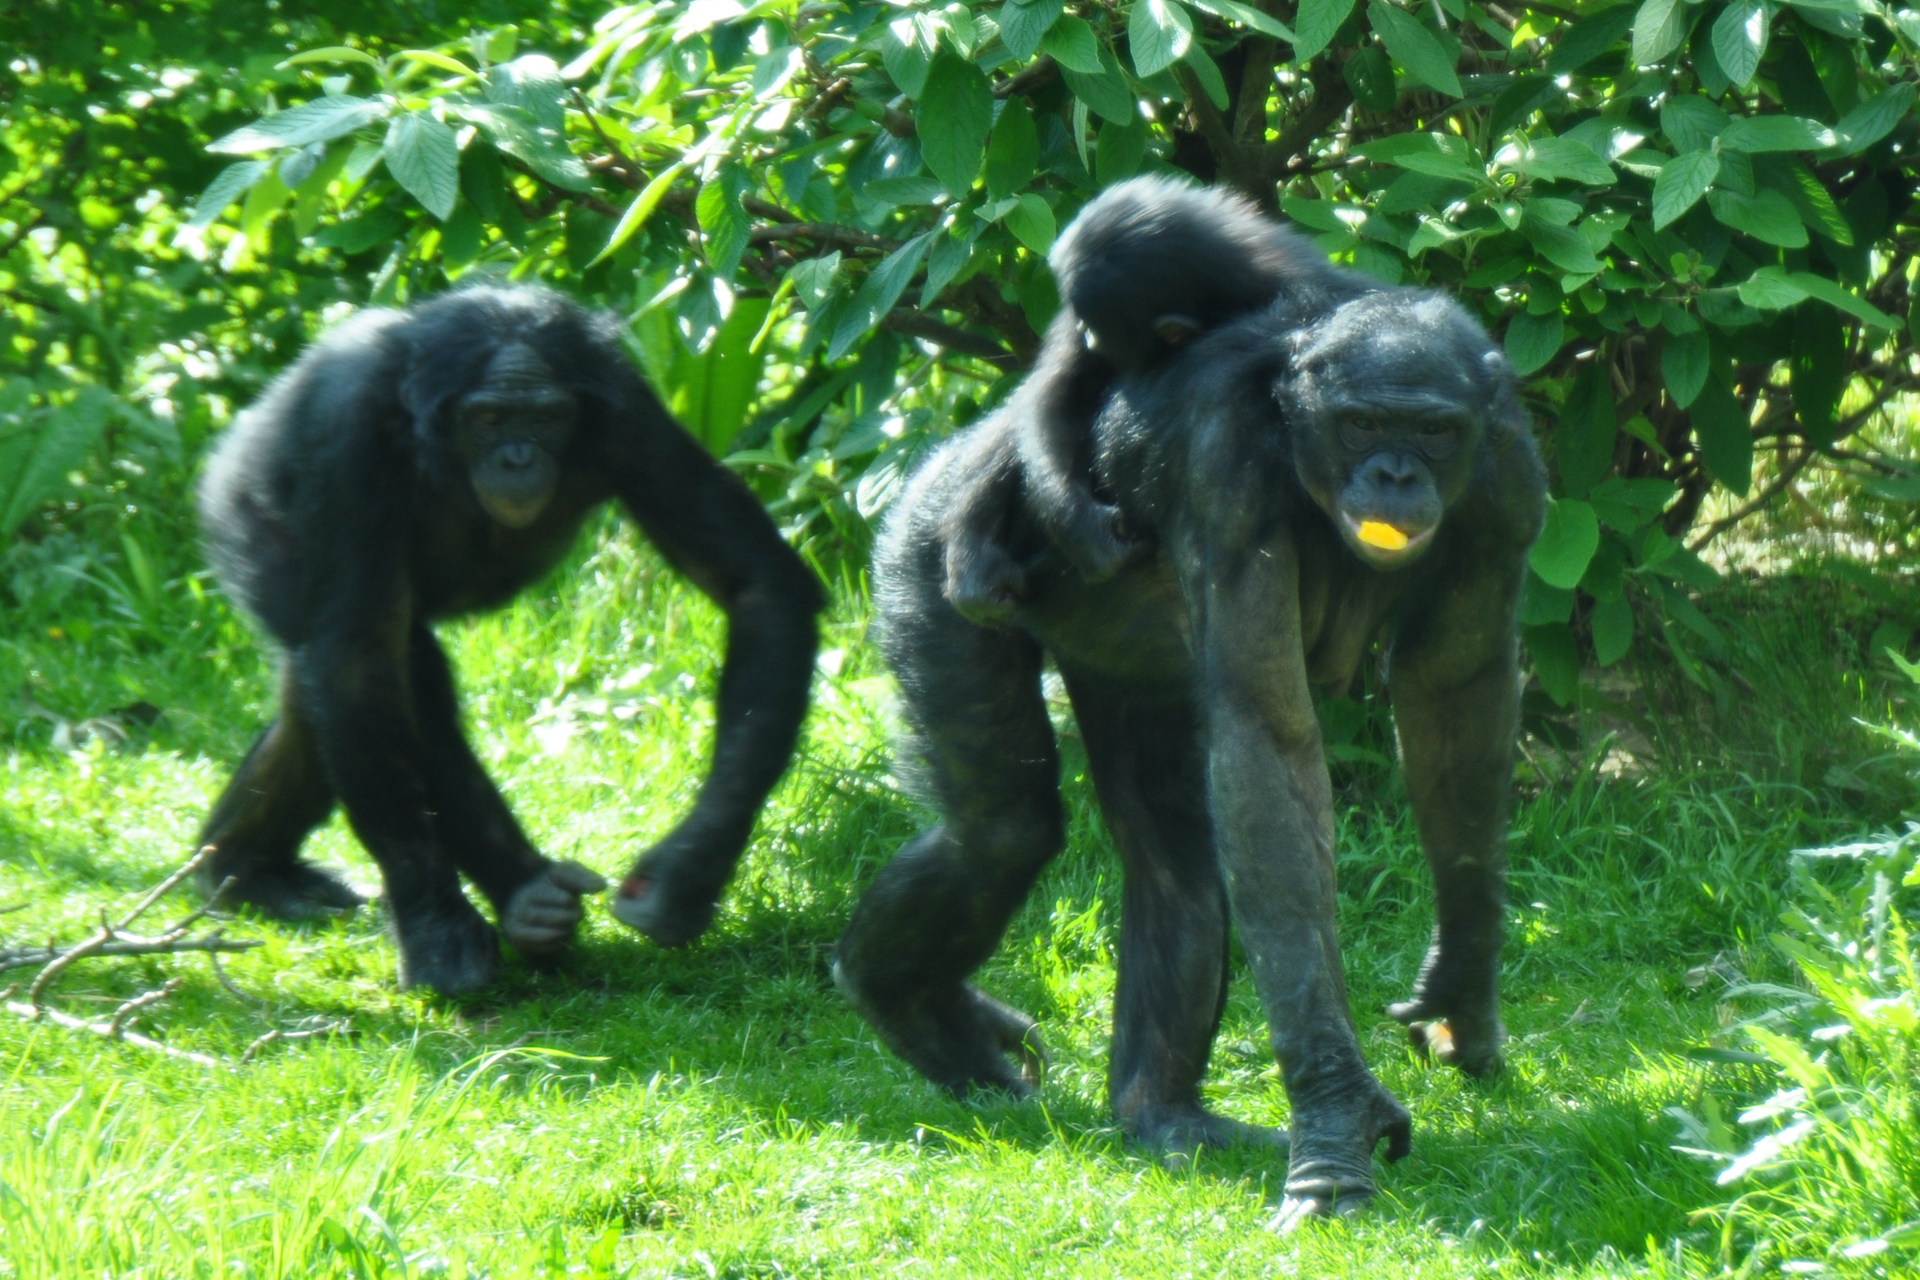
[1057,499,1153,583]
[502,859,607,955]
[942,541,1029,629]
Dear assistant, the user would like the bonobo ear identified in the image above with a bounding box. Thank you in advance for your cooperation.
[1153,314,1203,348]
[1481,348,1531,438]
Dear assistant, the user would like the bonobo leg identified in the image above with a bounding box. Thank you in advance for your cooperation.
[1062,667,1284,1155]
[1383,645,1520,1079]
[408,627,605,958]
[195,668,360,918]
[834,589,1063,1096]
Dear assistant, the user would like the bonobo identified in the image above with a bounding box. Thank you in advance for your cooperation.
[835,180,1545,1223]
[196,285,822,994]
[939,178,1351,624]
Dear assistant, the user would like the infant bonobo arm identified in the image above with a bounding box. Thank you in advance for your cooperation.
[1176,523,1410,1225]
[599,380,823,946]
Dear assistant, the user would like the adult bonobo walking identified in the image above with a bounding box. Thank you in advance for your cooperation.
[834,179,1546,1222]
[196,286,822,994]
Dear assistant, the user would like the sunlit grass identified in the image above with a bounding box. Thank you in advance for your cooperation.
[2,519,1915,1277]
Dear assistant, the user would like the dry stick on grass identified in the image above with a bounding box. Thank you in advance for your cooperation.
[0,847,265,1068]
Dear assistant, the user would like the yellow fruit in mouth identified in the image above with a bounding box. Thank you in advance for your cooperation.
[1356,520,1410,551]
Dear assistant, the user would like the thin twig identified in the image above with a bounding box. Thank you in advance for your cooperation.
[241,1020,351,1064]
[0,935,262,974]
[4,999,222,1068]
[115,846,215,930]
[1688,448,1817,549]
[107,980,181,1037]
[207,948,265,1005]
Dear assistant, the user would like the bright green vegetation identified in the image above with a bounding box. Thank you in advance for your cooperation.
[2,516,1916,1279]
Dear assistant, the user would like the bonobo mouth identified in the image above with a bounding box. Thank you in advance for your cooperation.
[1340,514,1437,566]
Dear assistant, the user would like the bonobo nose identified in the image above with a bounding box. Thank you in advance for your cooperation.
[1362,452,1420,486]
[500,440,537,469]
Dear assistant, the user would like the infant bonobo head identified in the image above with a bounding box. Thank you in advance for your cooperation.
[450,342,579,529]
[1284,291,1512,568]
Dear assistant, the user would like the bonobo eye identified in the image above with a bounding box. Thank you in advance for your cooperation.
[1416,420,1453,435]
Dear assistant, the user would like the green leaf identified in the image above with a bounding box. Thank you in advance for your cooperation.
[1354,132,1484,184]
[455,102,590,190]
[596,162,686,263]
[1000,0,1065,62]
[1736,266,1901,330]
[1182,44,1230,111]
[789,252,842,308]
[986,100,1040,198]
[1503,136,1612,185]
[1005,193,1058,253]
[186,161,272,230]
[1294,0,1358,60]
[1523,622,1582,705]
[1040,15,1104,73]
[383,113,460,219]
[1651,149,1718,229]
[922,229,976,307]
[673,296,773,453]
[1344,46,1397,112]
[1523,220,1601,274]
[1631,0,1690,64]
[918,55,995,196]
[1790,302,1844,447]
[1691,375,1752,495]
[1504,311,1563,376]
[208,95,388,154]
[1662,329,1709,408]
[1060,44,1138,125]
[1829,83,1917,156]
[0,391,113,538]
[1368,2,1461,97]
[830,233,932,361]
[1659,96,1728,153]
[277,46,383,70]
[1185,0,1295,40]
[1719,115,1836,153]
[1706,187,1807,247]
[1096,115,1150,186]
[1757,156,1851,245]
[1548,5,1637,74]
[1530,499,1601,591]
[696,165,750,277]
[1710,0,1767,88]
[1591,594,1634,666]
[1130,0,1194,77]
[881,17,932,97]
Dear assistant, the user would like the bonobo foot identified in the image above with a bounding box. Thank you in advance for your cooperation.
[1387,986,1505,1078]
[394,896,500,995]
[1126,1103,1289,1162]
[610,861,722,948]
[198,855,364,919]
[834,964,1046,1097]
[943,542,1028,629]
[502,860,607,955]
[1057,499,1153,584]
[1265,1079,1411,1231]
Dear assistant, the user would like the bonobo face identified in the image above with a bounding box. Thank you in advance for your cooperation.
[451,343,579,529]
[1283,294,1497,569]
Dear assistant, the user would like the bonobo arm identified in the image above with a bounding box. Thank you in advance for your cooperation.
[1382,537,1529,1077]
[597,382,823,945]
[1174,517,1410,1220]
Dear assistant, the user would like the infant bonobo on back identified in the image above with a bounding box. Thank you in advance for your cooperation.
[940,178,1362,623]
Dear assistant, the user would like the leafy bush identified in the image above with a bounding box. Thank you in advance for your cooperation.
[24,0,1920,694]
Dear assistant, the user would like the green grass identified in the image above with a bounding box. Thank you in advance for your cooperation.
[2,519,1916,1279]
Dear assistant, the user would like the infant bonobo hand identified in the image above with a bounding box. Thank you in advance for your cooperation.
[1059,499,1152,583]
[502,860,607,955]
[942,540,1029,628]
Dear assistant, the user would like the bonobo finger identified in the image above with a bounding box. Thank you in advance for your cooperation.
[546,860,608,895]
[1266,1181,1371,1233]
[1381,1111,1413,1163]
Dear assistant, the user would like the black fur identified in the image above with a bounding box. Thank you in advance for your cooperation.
[836,186,1546,1223]
[196,286,822,994]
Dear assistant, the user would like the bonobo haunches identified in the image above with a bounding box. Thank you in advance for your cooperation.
[196,286,821,994]
[835,179,1546,1222]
